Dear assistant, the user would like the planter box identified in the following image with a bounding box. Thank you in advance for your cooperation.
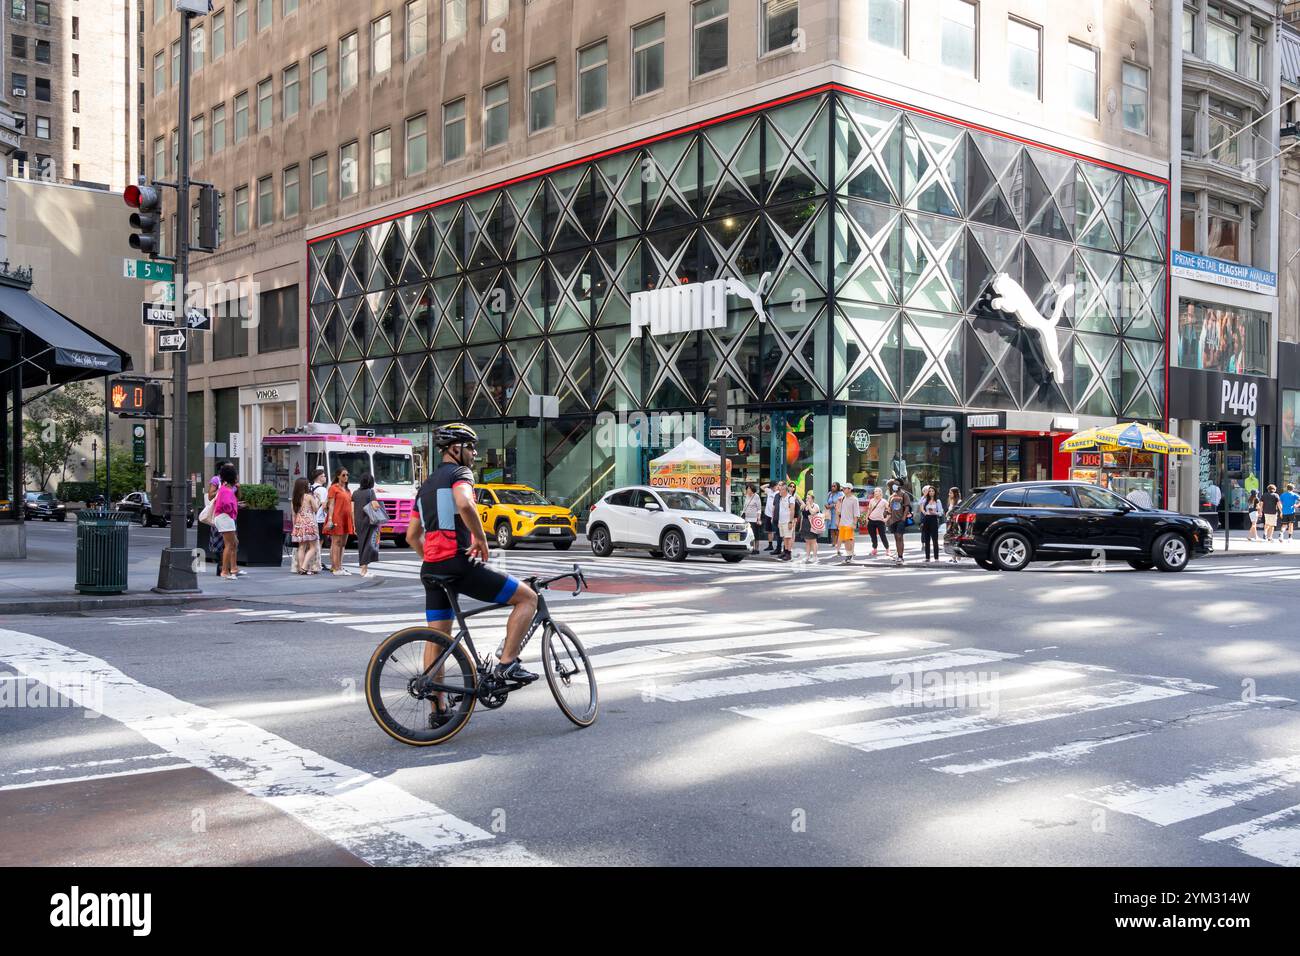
[236,509,286,567]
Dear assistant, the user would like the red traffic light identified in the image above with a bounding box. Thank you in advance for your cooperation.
[124,184,143,208]
[124,184,162,212]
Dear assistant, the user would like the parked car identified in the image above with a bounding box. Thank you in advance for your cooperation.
[944,481,1213,573]
[587,486,752,562]
[23,491,67,521]
[116,491,195,528]
[475,483,577,550]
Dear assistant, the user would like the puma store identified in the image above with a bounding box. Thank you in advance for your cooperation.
[305,88,1169,512]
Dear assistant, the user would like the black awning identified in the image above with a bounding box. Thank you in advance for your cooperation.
[0,282,131,386]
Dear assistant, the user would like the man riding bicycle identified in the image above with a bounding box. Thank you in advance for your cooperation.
[405,423,540,724]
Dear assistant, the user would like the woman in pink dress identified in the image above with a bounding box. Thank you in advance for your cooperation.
[290,477,319,574]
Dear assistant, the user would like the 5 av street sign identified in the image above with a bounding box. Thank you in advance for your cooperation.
[156,328,188,353]
[123,258,174,282]
[142,303,175,327]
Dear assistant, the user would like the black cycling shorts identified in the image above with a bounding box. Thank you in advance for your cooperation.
[421,557,520,623]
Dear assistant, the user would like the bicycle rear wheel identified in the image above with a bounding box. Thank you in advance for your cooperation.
[365,627,478,746]
[542,622,598,727]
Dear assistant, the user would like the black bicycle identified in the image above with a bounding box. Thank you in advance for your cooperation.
[365,565,598,746]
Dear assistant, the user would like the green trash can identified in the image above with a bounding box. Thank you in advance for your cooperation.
[76,510,133,594]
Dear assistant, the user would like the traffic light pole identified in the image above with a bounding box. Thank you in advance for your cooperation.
[155,10,199,593]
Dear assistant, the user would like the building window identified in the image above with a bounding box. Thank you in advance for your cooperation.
[1205,3,1239,73]
[191,114,205,159]
[405,113,428,176]
[69,14,76,37]
[867,0,905,52]
[692,1,728,77]
[310,153,328,208]
[153,50,165,95]
[761,0,799,55]
[72,127,79,150]
[1122,62,1148,134]
[256,0,271,32]
[339,141,358,198]
[339,32,358,92]
[1068,41,1097,117]
[71,52,78,75]
[213,9,226,60]
[283,63,300,119]
[483,81,508,150]
[372,15,391,75]
[1208,97,1245,167]
[1179,190,1197,252]
[233,184,249,234]
[940,0,976,76]
[33,76,48,101]
[483,0,507,22]
[578,40,607,115]
[407,1,428,59]
[34,115,49,139]
[212,104,226,153]
[310,48,327,105]
[1006,18,1040,98]
[191,24,205,72]
[234,0,248,46]
[34,39,49,65]
[528,62,556,132]
[10,34,25,59]
[1207,196,1241,262]
[234,90,249,142]
[443,98,465,160]
[257,77,272,130]
[1250,23,1265,84]
[444,0,466,41]
[282,164,300,219]
[170,128,178,172]
[1182,5,1195,54]
[632,17,664,97]
[213,298,250,360]
[34,0,47,24]
[71,90,79,113]
[152,136,164,178]
[283,0,297,14]
[11,73,26,97]
[257,286,299,354]
[171,39,181,85]
[371,128,392,187]
[257,175,273,226]
[9,0,25,19]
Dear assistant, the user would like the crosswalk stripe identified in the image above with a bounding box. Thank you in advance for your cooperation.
[1201,804,1300,867]
[599,637,919,685]
[646,648,1020,703]
[586,628,897,669]
[1070,753,1300,826]
[811,681,1192,754]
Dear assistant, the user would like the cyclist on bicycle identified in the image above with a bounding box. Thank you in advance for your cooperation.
[406,423,540,722]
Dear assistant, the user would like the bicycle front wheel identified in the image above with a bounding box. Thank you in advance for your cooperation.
[542,621,598,727]
[365,627,478,746]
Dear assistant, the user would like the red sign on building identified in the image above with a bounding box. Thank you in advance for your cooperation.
[1206,431,1228,445]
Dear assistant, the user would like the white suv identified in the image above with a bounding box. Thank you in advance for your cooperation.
[587,486,753,563]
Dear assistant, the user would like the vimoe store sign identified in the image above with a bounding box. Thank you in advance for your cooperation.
[630,272,771,337]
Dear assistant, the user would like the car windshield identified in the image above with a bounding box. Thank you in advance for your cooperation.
[496,488,550,506]
[328,452,371,483]
[1075,486,1132,510]
[657,491,722,513]
[372,452,413,485]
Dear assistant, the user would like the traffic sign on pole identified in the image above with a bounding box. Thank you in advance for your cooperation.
[184,307,212,332]
[142,303,176,327]
[123,258,174,282]
[708,425,734,441]
[157,328,188,353]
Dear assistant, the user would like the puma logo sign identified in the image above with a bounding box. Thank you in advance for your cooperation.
[630,272,772,337]
[725,271,772,325]
[988,273,1074,385]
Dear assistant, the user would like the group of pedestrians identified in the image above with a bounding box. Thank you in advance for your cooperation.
[743,480,966,567]
[1245,482,1300,543]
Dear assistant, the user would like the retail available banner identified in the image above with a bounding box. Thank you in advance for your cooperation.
[1171,250,1277,296]
[1168,367,1277,425]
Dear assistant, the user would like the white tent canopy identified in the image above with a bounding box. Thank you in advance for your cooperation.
[649,436,720,467]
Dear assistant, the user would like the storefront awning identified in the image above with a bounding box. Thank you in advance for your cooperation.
[0,282,130,386]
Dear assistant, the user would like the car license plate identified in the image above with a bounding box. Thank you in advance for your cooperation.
[382,525,394,533]
[549,527,563,535]
[728,533,742,542]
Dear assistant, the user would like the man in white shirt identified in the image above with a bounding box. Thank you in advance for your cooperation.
[838,482,861,565]
[763,481,779,554]
[311,469,330,572]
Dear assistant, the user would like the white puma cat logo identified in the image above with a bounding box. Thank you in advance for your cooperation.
[725,271,772,325]
[988,273,1074,385]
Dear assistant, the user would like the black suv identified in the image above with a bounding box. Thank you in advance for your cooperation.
[117,491,195,528]
[23,492,67,521]
[944,481,1213,572]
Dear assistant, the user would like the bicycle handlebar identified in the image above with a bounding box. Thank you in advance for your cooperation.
[525,564,588,596]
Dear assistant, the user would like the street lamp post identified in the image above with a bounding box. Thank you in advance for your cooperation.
[155,8,199,593]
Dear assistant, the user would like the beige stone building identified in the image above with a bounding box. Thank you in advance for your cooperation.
[145,1,1174,504]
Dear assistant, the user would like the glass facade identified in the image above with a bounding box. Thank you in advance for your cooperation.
[307,90,1168,511]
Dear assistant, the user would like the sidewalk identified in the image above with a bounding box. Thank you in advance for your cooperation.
[1202,535,1300,558]
[0,528,381,615]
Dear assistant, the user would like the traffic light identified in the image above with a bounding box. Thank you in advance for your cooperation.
[108,378,165,416]
[124,183,164,258]
[196,184,220,252]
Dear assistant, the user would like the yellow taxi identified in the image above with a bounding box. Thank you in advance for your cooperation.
[475,483,578,550]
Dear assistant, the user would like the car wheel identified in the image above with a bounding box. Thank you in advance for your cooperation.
[661,528,688,562]
[552,540,572,551]
[495,521,516,550]
[722,553,746,564]
[1126,558,1154,571]
[975,557,997,571]
[186,518,194,528]
[990,532,1032,571]
[57,514,66,522]
[1152,533,1190,572]
[588,524,614,558]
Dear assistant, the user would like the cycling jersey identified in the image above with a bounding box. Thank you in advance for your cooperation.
[416,462,520,622]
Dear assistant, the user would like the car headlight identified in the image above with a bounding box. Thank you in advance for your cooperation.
[1194,518,1212,532]
[515,510,538,519]
[684,517,719,530]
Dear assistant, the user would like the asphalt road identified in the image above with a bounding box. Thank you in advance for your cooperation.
[4,534,1300,867]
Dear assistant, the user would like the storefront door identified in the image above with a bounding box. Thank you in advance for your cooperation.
[974,437,1051,487]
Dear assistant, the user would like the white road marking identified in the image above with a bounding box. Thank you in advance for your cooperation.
[0,763,192,791]
[586,628,899,669]
[1201,804,1300,867]
[0,628,547,866]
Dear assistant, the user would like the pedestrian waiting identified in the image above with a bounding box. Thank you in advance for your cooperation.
[826,482,844,558]
[1282,483,1298,541]
[743,484,763,554]
[801,491,822,564]
[290,477,320,575]
[919,485,944,564]
[865,487,888,558]
[837,483,860,564]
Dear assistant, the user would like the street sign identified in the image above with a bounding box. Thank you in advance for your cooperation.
[185,307,212,332]
[157,328,188,353]
[142,303,176,327]
[1207,430,1228,445]
[123,258,174,282]
[132,424,146,465]
[708,425,734,440]
[229,432,243,458]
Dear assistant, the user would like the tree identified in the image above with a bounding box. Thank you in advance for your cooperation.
[22,382,101,491]
[93,444,147,501]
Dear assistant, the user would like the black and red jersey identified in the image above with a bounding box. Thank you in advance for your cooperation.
[416,463,475,563]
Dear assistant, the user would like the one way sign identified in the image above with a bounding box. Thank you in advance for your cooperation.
[157,328,188,352]
[185,307,212,332]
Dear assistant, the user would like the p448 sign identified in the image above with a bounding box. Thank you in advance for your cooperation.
[1221,379,1258,418]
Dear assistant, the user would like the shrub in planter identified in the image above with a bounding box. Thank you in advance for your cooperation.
[234,483,285,567]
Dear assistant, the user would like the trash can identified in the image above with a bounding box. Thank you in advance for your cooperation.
[75,510,133,594]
